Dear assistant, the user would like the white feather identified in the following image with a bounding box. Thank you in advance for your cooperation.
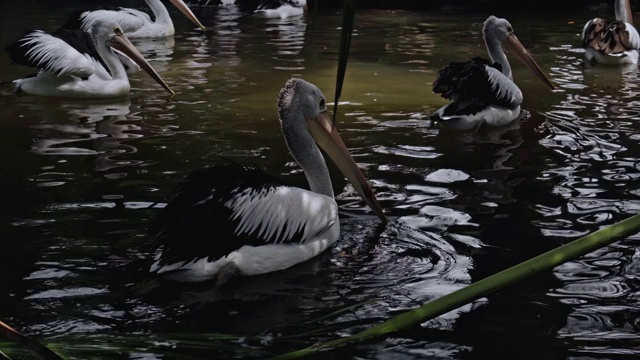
[21,31,96,79]
[624,22,640,49]
[77,0,176,38]
[254,4,305,19]
[484,65,523,106]
[112,48,141,74]
[79,9,146,34]
[225,186,338,244]
[150,225,339,282]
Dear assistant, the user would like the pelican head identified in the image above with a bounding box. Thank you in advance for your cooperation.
[278,78,386,222]
[168,0,206,31]
[483,16,554,89]
[91,20,174,94]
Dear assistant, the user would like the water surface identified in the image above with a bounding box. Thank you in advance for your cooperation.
[0,3,639,359]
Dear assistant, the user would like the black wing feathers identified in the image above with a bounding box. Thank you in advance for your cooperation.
[149,164,305,267]
[59,10,86,31]
[432,57,514,117]
[4,31,36,68]
[433,57,500,101]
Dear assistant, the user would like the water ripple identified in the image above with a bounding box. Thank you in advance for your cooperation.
[329,221,472,328]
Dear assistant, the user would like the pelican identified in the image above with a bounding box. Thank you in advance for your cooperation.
[149,78,387,283]
[254,0,307,19]
[582,0,640,65]
[430,16,555,131]
[62,0,205,38]
[4,20,174,98]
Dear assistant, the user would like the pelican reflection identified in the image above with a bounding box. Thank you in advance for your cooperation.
[26,99,149,172]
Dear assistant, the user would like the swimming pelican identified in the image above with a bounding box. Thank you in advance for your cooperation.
[254,0,307,19]
[148,78,387,283]
[582,0,640,65]
[430,16,554,131]
[62,0,205,38]
[4,20,174,98]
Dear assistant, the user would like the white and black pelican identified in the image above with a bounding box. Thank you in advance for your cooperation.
[582,0,640,65]
[430,16,555,131]
[254,0,307,19]
[148,78,387,283]
[62,0,205,38]
[4,20,174,98]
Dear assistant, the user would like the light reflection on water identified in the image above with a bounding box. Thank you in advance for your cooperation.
[540,40,640,358]
[0,3,638,360]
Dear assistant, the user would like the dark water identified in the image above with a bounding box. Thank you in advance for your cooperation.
[0,2,639,359]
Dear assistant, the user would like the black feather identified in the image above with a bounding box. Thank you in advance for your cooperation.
[59,10,86,31]
[149,164,313,268]
[4,31,36,67]
[432,56,517,118]
[256,0,302,11]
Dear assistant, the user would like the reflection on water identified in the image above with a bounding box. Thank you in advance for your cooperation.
[0,4,639,360]
[262,16,307,70]
[21,99,190,178]
[539,42,640,358]
[213,4,242,67]
[132,37,176,73]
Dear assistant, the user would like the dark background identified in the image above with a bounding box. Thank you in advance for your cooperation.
[25,0,640,12]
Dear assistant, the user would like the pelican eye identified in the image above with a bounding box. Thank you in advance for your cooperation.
[507,26,513,33]
[319,98,326,109]
[114,27,122,35]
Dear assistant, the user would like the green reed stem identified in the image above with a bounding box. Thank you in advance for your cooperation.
[271,213,640,359]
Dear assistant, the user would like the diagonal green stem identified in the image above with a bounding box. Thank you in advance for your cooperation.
[271,213,640,359]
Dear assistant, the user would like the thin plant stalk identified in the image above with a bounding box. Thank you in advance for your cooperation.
[0,320,63,360]
[271,213,640,359]
[333,0,357,124]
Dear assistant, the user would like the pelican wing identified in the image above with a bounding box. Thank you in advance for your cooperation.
[582,18,607,49]
[598,21,640,53]
[60,8,120,31]
[149,164,338,267]
[116,8,152,31]
[61,8,147,34]
[432,57,522,117]
[4,29,103,79]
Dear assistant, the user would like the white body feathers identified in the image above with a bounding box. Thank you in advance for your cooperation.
[11,30,133,98]
[77,0,176,38]
[150,186,340,282]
